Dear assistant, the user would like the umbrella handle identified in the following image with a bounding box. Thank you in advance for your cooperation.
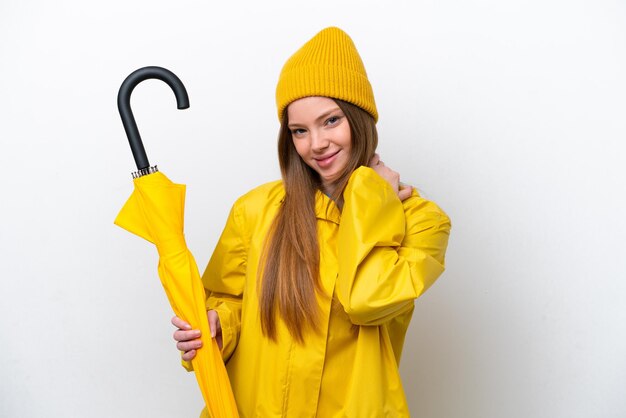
[117,66,190,172]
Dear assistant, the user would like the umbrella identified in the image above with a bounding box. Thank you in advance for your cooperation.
[113,66,239,417]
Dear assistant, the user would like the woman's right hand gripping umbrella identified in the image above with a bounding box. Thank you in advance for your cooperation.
[173,310,222,362]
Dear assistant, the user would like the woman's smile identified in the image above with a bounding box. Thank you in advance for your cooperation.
[314,150,341,168]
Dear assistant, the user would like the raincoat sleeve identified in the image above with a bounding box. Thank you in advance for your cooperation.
[336,166,451,326]
[203,201,247,362]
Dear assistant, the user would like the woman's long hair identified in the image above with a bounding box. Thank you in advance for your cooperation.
[258,99,378,341]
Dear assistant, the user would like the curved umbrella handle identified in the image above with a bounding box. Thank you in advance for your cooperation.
[117,66,190,171]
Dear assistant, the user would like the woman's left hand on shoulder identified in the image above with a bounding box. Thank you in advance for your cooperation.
[369,153,413,201]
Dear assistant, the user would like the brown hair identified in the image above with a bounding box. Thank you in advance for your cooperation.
[258,99,378,341]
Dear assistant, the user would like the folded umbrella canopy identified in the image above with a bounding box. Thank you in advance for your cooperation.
[113,66,239,417]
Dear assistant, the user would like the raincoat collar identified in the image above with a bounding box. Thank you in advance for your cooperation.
[315,190,341,224]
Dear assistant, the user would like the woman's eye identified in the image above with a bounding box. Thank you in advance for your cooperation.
[291,128,306,136]
[326,116,340,125]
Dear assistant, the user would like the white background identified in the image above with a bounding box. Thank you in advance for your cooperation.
[1,1,625,417]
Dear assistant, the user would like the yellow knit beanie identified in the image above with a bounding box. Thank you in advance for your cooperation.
[275,27,378,122]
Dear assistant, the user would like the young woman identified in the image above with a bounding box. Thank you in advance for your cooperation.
[172,27,451,417]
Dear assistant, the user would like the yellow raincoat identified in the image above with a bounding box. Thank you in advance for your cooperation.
[192,166,451,417]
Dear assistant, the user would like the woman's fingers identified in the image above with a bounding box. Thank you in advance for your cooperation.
[369,155,413,201]
[398,184,413,201]
[368,153,380,168]
[207,310,219,338]
[176,337,203,352]
[181,349,197,362]
[208,310,224,350]
[172,315,201,361]
[172,315,201,343]
[173,328,201,342]
[171,315,191,330]
[172,311,223,358]
[171,315,204,361]
[373,164,400,190]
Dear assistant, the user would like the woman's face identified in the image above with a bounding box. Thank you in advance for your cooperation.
[287,96,352,192]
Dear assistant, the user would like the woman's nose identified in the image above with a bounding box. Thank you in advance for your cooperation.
[311,131,330,152]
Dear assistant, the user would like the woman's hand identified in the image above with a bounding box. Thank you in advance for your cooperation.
[369,154,413,201]
[172,310,222,361]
